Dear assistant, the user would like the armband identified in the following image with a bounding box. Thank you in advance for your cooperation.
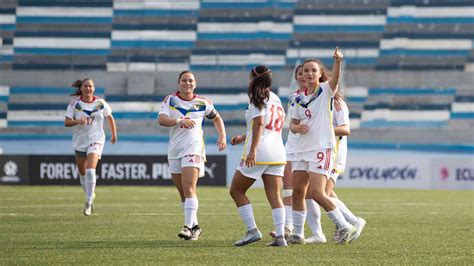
[206,109,217,119]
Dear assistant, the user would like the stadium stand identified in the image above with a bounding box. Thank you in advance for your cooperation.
[378,0,474,70]
[108,0,199,72]
[0,0,472,145]
[12,0,113,70]
[290,0,389,69]
[192,1,294,70]
[0,0,16,70]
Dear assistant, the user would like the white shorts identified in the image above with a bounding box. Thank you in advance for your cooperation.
[168,154,205,178]
[286,152,297,162]
[291,148,334,178]
[237,161,285,180]
[75,142,104,159]
[328,169,343,183]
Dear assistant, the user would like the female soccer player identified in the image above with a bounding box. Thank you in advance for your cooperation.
[269,64,305,239]
[325,94,366,242]
[281,64,305,237]
[65,78,117,216]
[159,71,226,241]
[229,65,287,247]
[289,47,357,245]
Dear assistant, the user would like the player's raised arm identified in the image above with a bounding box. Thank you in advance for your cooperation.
[329,46,343,93]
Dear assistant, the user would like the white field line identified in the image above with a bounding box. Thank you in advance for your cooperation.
[0,201,472,209]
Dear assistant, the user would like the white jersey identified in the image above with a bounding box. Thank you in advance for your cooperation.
[333,99,350,173]
[159,92,215,160]
[284,89,303,155]
[291,81,336,153]
[65,96,112,151]
[242,91,286,164]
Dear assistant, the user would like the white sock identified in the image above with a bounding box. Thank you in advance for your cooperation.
[333,198,358,225]
[292,210,306,238]
[79,175,86,193]
[85,169,96,204]
[306,199,323,236]
[184,197,198,228]
[327,207,351,230]
[238,204,257,230]
[284,205,293,229]
[272,208,285,237]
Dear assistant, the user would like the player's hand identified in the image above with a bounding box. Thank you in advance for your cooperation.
[296,123,310,134]
[110,134,117,144]
[333,46,343,62]
[245,150,256,167]
[217,135,227,151]
[77,117,88,125]
[230,135,245,145]
[180,118,195,128]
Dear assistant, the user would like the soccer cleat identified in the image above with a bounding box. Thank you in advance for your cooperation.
[287,235,305,245]
[267,235,288,247]
[332,226,340,242]
[305,232,327,244]
[234,228,262,246]
[178,226,192,240]
[336,226,357,244]
[349,217,366,243]
[284,226,293,240]
[83,202,92,216]
[190,225,202,241]
[90,193,96,213]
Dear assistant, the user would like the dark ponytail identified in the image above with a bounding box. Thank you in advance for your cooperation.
[70,78,92,96]
[248,65,271,110]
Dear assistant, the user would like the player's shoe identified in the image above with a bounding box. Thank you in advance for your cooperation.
[190,225,202,241]
[287,234,305,245]
[83,202,92,216]
[336,225,357,244]
[349,217,366,243]
[178,226,192,240]
[270,226,293,239]
[234,228,262,246]
[332,226,340,241]
[91,193,96,213]
[284,226,293,240]
[267,235,287,247]
[305,232,327,244]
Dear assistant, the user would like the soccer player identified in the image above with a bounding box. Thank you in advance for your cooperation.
[288,47,357,245]
[269,64,305,239]
[229,65,287,247]
[64,78,117,216]
[158,70,226,241]
[324,94,366,242]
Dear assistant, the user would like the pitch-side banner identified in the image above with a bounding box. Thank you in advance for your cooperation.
[0,155,29,185]
[337,150,431,189]
[24,155,226,186]
[431,157,474,190]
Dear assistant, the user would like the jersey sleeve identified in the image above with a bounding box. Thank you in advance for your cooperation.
[65,100,75,119]
[102,100,112,117]
[249,103,266,119]
[204,99,217,118]
[321,81,335,97]
[334,100,350,126]
[158,95,171,117]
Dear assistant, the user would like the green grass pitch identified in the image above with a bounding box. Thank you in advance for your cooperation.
[0,186,472,264]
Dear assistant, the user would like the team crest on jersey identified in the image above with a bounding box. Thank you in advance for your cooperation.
[75,100,104,116]
[295,87,323,108]
[169,96,206,115]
